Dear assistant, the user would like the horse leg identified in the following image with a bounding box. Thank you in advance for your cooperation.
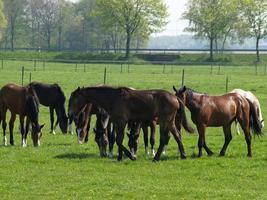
[153,125,168,162]
[9,113,16,145]
[169,124,186,159]
[219,125,233,156]
[1,107,7,146]
[49,107,55,134]
[19,116,26,147]
[108,123,115,157]
[142,125,149,155]
[150,122,156,156]
[68,117,73,135]
[115,122,135,161]
[85,116,91,143]
[25,117,30,143]
[239,118,252,157]
[196,125,207,157]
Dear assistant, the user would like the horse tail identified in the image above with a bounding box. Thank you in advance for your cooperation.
[246,98,263,136]
[177,98,194,134]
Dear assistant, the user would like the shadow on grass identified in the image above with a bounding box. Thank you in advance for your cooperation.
[54,152,98,160]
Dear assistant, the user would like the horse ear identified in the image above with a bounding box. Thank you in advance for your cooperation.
[182,86,187,93]
[40,124,45,129]
[173,86,178,92]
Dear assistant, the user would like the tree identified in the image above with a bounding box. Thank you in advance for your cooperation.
[0,0,7,40]
[239,0,267,62]
[183,0,239,61]
[4,0,26,50]
[96,0,167,58]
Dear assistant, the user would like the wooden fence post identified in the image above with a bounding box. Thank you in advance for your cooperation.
[181,69,185,86]
[21,66,25,86]
[104,68,107,84]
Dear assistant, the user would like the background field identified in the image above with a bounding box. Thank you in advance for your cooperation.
[0,60,266,199]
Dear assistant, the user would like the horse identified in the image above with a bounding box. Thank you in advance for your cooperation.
[0,83,44,147]
[230,89,264,135]
[29,82,68,134]
[72,103,115,157]
[127,120,156,156]
[173,85,263,157]
[68,86,194,161]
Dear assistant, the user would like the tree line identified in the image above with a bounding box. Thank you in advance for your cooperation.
[0,0,266,61]
[0,0,167,58]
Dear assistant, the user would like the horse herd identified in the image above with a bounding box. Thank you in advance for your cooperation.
[0,82,264,162]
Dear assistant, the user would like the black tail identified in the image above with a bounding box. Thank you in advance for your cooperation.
[177,98,195,134]
[246,98,263,136]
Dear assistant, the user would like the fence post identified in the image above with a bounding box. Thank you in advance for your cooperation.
[21,66,25,86]
[181,69,185,86]
[29,72,32,83]
[264,64,266,76]
[34,60,36,71]
[217,64,221,75]
[75,63,78,72]
[104,68,107,84]
[43,60,45,71]
[225,76,229,93]
[120,63,123,73]
[1,58,3,70]
[84,63,86,72]
[210,63,213,74]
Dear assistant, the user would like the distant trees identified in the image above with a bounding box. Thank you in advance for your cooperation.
[0,0,6,40]
[183,0,239,61]
[87,0,167,58]
[0,0,167,53]
[183,0,267,62]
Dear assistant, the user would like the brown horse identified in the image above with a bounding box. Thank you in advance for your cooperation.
[173,86,263,157]
[68,86,194,161]
[0,83,44,147]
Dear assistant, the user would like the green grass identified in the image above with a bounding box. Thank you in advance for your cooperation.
[0,60,266,199]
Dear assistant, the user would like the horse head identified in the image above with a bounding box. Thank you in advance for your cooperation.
[173,85,187,103]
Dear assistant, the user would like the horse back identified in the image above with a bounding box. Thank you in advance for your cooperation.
[29,82,65,107]
[0,83,27,115]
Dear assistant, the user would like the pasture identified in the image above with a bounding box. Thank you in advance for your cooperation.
[0,60,266,199]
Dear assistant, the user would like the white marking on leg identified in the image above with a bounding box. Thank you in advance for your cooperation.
[162,145,167,155]
[236,122,241,135]
[3,136,7,146]
[38,140,40,146]
[145,146,150,156]
[152,148,155,156]
[68,124,73,135]
[77,128,83,144]
[22,138,27,147]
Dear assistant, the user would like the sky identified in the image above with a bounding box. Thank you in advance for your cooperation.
[68,0,188,36]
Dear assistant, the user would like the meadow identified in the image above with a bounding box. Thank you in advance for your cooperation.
[0,60,266,199]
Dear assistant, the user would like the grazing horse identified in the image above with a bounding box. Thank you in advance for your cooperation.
[68,86,194,161]
[29,82,68,134]
[127,120,156,156]
[0,83,44,147]
[230,89,264,135]
[173,86,263,157]
[73,103,115,157]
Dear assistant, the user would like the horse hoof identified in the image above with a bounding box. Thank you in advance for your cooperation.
[181,155,186,160]
[208,152,214,157]
[22,144,27,148]
[247,154,252,158]
[152,158,159,163]
[131,155,137,161]
[50,130,56,135]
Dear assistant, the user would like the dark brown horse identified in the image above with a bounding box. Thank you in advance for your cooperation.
[29,82,68,134]
[68,86,194,161]
[73,103,115,157]
[127,120,156,156]
[173,86,263,157]
[0,83,44,147]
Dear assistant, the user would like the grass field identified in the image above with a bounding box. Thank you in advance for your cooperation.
[0,60,266,199]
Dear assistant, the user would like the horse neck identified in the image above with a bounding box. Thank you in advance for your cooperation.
[185,91,201,111]
[81,88,116,113]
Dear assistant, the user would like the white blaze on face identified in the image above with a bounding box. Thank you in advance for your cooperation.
[77,128,83,144]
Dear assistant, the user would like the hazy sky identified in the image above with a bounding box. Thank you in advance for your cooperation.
[68,0,188,36]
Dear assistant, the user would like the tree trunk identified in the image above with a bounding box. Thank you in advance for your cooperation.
[125,30,131,59]
[58,26,62,51]
[209,37,214,61]
[10,18,15,51]
[47,29,51,50]
[256,37,260,62]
